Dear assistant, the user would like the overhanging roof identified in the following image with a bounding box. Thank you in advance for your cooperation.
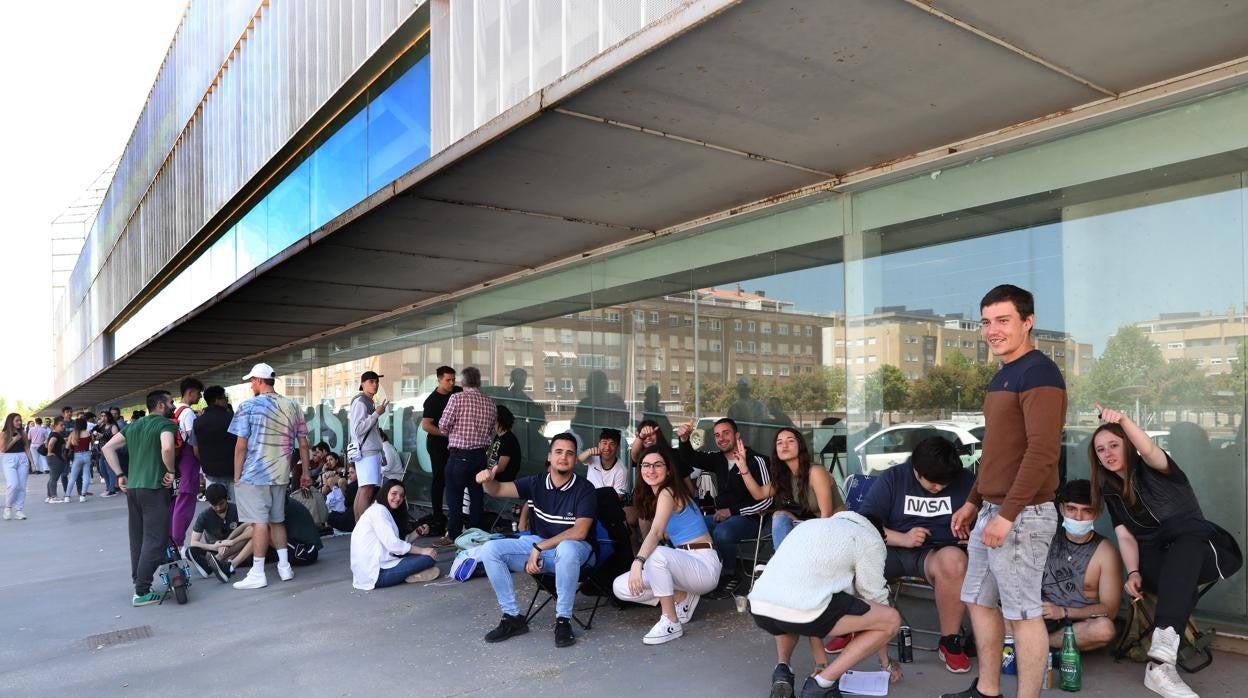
[51,0,1248,410]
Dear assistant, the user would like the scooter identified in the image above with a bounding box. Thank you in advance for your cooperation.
[157,544,192,605]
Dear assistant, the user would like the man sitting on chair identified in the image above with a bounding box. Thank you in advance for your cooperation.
[854,436,977,673]
[475,433,597,648]
[1040,479,1120,651]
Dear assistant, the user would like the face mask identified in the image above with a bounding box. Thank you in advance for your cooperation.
[1062,518,1095,537]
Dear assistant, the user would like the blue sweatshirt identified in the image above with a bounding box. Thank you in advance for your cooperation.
[857,459,976,546]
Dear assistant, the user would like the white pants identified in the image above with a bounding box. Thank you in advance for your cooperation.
[613,546,721,603]
[2,453,30,511]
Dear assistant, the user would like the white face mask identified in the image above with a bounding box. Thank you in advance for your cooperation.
[1062,518,1095,537]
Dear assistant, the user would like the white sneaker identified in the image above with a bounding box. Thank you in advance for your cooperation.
[14,511,27,521]
[233,572,268,590]
[1149,626,1181,666]
[62,497,73,503]
[2,508,10,520]
[676,594,701,624]
[277,563,295,581]
[1145,661,1199,698]
[642,615,684,645]
[79,496,86,503]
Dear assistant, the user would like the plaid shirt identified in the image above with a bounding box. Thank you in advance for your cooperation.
[438,388,496,450]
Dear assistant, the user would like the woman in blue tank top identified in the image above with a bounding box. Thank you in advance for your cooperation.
[612,446,722,645]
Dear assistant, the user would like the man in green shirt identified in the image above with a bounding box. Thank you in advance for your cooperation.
[103,390,178,607]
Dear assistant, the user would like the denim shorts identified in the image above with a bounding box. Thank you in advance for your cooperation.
[960,501,1057,620]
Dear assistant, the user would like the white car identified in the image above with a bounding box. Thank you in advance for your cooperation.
[853,421,982,475]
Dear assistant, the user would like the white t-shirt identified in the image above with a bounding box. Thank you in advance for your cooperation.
[586,456,629,495]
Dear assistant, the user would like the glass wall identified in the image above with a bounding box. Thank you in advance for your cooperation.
[201,84,1248,628]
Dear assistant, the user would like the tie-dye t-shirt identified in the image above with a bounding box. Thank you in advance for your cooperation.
[228,392,307,486]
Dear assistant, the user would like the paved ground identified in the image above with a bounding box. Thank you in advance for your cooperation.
[0,475,1242,696]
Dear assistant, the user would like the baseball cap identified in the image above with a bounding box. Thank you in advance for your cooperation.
[242,362,277,381]
[359,370,384,389]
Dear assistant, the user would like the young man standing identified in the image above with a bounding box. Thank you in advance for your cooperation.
[229,363,310,590]
[1041,479,1120,651]
[101,391,178,607]
[438,367,496,543]
[171,377,204,550]
[194,385,236,499]
[421,366,459,523]
[474,433,597,648]
[946,285,1065,698]
[349,370,388,521]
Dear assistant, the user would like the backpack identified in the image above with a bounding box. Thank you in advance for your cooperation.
[1113,592,1215,673]
[170,406,191,451]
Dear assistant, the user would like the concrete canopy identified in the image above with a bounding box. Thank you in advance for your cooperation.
[51,0,1248,410]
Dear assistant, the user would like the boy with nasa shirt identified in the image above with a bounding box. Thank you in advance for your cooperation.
[857,436,978,673]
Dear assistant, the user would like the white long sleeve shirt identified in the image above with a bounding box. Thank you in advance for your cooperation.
[747,511,889,623]
[350,503,411,590]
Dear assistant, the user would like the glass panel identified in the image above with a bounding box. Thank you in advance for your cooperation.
[236,199,268,276]
[367,55,431,193]
[310,109,367,230]
[266,160,310,258]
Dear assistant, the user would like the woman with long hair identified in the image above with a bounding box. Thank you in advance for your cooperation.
[44,418,69,504]
[1,413,34,520]
[350,479,440,590]
[64,417,93,502]
[613,446,721,645]
[1089,404,1242,698]
[737,427,840,549]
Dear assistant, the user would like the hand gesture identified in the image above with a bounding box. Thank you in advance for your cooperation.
[676,419,694,442]
[375,399,389,415]
[950,502,978,539]
[732,438,747,469]
[901,527,929,549]
[1095,403,1126,425]
[475,467,495,485]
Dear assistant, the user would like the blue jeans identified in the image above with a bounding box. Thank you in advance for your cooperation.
[703,513,759,576]
[374,554,438,588]
[67,452,91,496]
[98,454,117,492]
[479,535,593,618]
[444,447,486,538]
[771,510,803,549]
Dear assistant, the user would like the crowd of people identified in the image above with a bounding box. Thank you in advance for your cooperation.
[4,284,1243,698]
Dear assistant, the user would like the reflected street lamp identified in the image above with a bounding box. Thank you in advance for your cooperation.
[956,384,963,413]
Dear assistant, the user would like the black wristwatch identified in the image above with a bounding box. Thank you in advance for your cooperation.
[532,543,542,554]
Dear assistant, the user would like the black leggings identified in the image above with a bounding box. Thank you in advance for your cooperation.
[1139,534,1222,631]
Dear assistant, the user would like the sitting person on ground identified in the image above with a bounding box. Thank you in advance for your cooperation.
[186,483,254,582]
[322,457,347,514]
[282,494,325,565]
[677,417,772,599]
[350,479,440,590]
[1040,479,1120,652]
[488,405,522,483]
[853,435,977,673]
[613,446,721,645]
[1091,404,1242,698]
[474,433,597,648]
[749,511,902,698]
[327,462,358,532]
[308,441,331,483]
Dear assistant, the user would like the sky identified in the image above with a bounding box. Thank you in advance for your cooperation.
[0,1,187,408]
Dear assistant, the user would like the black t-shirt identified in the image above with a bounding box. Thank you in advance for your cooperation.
[1104,454,1201,542]
[193,405,238,479]
[192,503,241,543]
[422,388,461,451]
[489,431,522,482]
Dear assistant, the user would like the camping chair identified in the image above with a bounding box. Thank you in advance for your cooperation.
[524,520,620,630]
[739,512,774,594]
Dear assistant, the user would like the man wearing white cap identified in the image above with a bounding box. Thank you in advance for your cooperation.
[349,370,389,520]
[228,363,310,590]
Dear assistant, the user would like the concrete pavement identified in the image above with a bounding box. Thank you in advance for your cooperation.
[0,476,1241,696]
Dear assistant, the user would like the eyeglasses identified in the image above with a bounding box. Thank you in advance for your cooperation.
[640,461,666,469]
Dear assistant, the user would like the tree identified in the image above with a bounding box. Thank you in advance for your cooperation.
[863,365,908,419]
[1154,360,1207,409]
[1079,325,1165,407]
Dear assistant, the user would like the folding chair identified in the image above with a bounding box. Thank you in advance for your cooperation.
[524,520,622,630]
[739,513,774,593]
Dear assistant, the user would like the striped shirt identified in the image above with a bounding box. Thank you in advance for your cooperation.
[438,387,496,450]
[513,472,598,541]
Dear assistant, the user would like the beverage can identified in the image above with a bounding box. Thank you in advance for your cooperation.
[1001,635,1017,675]
[898,625,913,663]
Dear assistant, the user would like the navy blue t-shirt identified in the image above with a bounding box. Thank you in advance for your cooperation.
[857,460,976,546]
[514,472,598,541]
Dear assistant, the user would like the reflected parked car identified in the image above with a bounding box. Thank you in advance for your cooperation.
[852,421,982,475]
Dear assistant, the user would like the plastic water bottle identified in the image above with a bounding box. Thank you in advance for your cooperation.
[1001,634,1016,675]
[1059,620,1082,691]
[897,625,913,663]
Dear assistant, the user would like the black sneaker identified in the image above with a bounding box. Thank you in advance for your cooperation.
[554,617,576,647]
[705,576,740,600]
[186,547,211,579]
[939,678,997,698]
[771,662,796,698]
[204,553,230,583]
[798,676,842,698]
[484,614,530,643]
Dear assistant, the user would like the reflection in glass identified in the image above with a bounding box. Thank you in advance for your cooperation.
[311,110,367,230]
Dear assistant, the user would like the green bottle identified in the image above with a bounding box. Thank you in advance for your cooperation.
[1059,619,1081,691]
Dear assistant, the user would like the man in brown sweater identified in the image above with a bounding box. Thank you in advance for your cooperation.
[943,285,1065,698]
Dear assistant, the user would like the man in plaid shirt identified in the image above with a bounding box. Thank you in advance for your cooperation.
[438,366,497,542]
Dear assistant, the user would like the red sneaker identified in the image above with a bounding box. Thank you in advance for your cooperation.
[939,634,972,673]
[823,633,855,653]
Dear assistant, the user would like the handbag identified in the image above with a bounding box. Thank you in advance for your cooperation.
[451,546,487,582]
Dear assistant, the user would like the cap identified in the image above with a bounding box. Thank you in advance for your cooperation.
[242,362,277,381]
[359,370,383,390]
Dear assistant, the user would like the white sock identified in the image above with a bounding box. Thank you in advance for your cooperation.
[276,547,289,565]
[251,558,266,574]
[813,674,835,689]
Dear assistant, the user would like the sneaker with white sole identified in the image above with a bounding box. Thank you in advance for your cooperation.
[1148,626,1181,666]
[277,563,295,581]
[185,547,211,579]
[233,572,268,590]
[2,508,10,520]
[14,511,27,521]
[642,615,684,645]
[1145,661,1199,698]
[676,593,701,625]
[204,553,231,583]
[79,496,86,503]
